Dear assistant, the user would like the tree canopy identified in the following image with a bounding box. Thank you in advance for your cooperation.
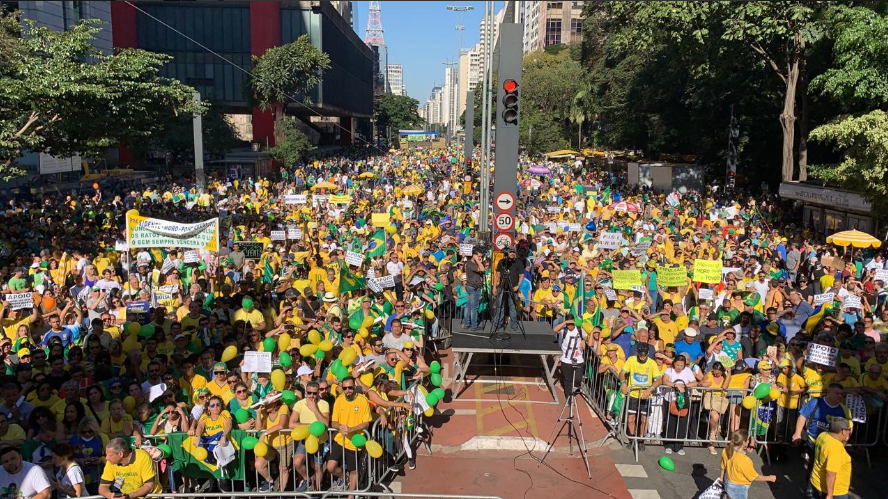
[250,35,330,111]
[0,9,201,179]
[374,93,422,144]
[270,118,313,167]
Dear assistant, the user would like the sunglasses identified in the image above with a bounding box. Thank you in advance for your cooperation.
[208,403,221,408]
[236,389,247,394]
[215,371,226,375]
[342,385,355,390]
[306,391,318,395]
[111,385,122,390]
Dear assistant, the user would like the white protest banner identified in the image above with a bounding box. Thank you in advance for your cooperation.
[115,240,128,252]
[875,269,888,283]
[569,223,582,232]
[546,222,558,233]
[369,275,396,290]
[270,231,286,241]
[243,351,272,373]
[183,250,199,264]
[288,228,302,240]
[368,280,383,294]
[126,213,219,251]
[630,241,651,256]
[546,206,561,213]
[814,293,835,306]
[6,292,33,310]
[159,285,179,295]
[459,244,473,256]
[842,295,862,309]
[603,288,618,301]
[726,206,738,219]
[161,260,176,275]
[345,251,364,267]
[152,292,174,308]
[806,343,838,367]
[630,285,646,294]
[666,193,680,207]
[366,268,376,279]
[846,394,867,423]
[721,267,741,275]
[599,232,623,250]
[284,194,307,204]
[698,288,714,301]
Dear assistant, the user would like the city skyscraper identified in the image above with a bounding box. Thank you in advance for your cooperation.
[523,1,584,53]
[387,64,405,96]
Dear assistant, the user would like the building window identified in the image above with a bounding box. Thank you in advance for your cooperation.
[547,2,563,9]
[570,18,582,33]
[545,18,562,46]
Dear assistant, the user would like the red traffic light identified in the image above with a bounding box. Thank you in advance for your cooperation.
[503,79,519,93]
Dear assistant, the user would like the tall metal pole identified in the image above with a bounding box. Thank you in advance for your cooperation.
[479,0,494,235]
[192,91,206,193]
[447,4,474,152]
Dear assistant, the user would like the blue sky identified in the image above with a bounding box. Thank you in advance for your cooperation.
[353,1,492,102]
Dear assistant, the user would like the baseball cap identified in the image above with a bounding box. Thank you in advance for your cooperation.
[174,334,187,341]
[757,360,772,370]
[296,366,313,377]
[17,348,30,358]
[635,343,650,355]
[766,322,780,335]
[683,327,697,338]
[213,362,227,372]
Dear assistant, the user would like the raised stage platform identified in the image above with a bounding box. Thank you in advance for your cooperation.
[450,321,563,404]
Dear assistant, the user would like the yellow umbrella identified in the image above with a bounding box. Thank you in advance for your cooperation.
[358,172,375,179]
[402,185,423,196]
[311,181,338,190]
[826,229,882,248]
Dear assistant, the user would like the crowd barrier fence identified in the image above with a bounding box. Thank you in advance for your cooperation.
[79,493,503,499]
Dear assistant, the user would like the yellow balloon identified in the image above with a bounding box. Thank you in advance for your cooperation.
[308,329,321,345]
[123,396,136,414]
[742,396,756,410]
[424,407,435,417]
[253,441,268,457]
[581,322,593,334]
[385,225,397,234]
[339,348,357,366]
[192,446,208,461]
[361,317,374,329]
[365,440,383,459]
[305,434,319,454]
[299,344,318,357]
[278,333,292,351]
[319,340,333,352]
[769,387,781,401]
[358,327,370,339]
[291,425,310,441]
[425,309,435,320]
[221,345,238,363]
[271,369,286,391]
[360,372,374,387]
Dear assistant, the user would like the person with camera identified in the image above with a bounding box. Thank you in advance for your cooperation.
[492,247,524,331]
[463,248,486,330]
[554,314,594,399]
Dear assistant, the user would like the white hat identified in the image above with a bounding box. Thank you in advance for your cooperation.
[35,285,45,295]
[322,292,337,302]
[683,327,698,337]
[296,366,313,376]
[30,262,39,268]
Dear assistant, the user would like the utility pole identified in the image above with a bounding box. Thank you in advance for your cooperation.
[192,91,205,193]
[446,4,473,150]
[478,0,494,235]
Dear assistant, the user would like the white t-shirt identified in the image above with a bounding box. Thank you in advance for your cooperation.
[664,367,696,402]
[55,463,85,499]
[753,279,770,303]
[386,261,404,278]
[559,326,586,365]
[0,461,51,499]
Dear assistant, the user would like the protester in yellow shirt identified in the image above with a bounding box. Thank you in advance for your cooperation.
[810,418,852,499]
[99,439,161,499]
[327,377,372,492]
[720,430,776,498]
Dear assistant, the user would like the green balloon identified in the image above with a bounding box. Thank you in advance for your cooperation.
[658,455,675,472]
[435,282,443,291]
[425,393,439,406]
[349,315,363,331]
[309,421,326,437]
[157,444,172,458]
[242,436,259,450]
[281,390,296,405]
[235,409,250,424]
[331,359,343,370]
[753,382,771,400]
[335,366,349,381]
[430,373,443,387]
[279,352,292,367]
[430,361,441,374]
[313,349,325,360]
[351,434,367,448]
[432,388,445,400]
[242,298,254,309]
[263,337,277,352]
[138,324,155,338]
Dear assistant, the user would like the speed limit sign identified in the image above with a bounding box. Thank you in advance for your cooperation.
[494,213,515,231]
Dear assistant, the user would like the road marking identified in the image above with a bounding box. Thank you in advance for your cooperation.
[451,408,477,415]
[628,490,661,499]
[615,464,648,478]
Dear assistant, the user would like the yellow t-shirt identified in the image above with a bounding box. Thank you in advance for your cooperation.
[802,368,824,398]
[199,411,231,438]
[0,424,25,443]
[180,314,201,334]
[652,317,678,345]
[206,380,234,404]
[776,373,806,409]
[233,309,265,329]
[292,399,330,425]
[1,316,31,341]
[101,415,133,436]
[180,374,207,398]
[864,357,888,379]
[720,449,758,485]
[100,448,161,495]
[839,355,861,378]
[264,406,290,447]
[622,356,662,399]
[811,432,851,496]
[822,373,859,391]
[331,393,371,450]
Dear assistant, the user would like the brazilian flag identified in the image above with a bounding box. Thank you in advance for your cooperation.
[366,229,386,258]
[339,267,366,294]
[163,432,246,480]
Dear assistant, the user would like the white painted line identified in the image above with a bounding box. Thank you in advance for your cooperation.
[615,463,648,478]
[628,490,662,499]
[451,408,477,415]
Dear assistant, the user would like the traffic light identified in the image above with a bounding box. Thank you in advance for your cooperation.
[502,79,519,126]
[727,171,736,189]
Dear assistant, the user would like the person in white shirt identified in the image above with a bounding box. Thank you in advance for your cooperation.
[50,444,85,498]
[0,447,51,499]
[554,314,594,399]
[752,272,770,303]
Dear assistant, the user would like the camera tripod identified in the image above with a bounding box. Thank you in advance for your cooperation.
[488,263,526,342]
[538,367,592,478]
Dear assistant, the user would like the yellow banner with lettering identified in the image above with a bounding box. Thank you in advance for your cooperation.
[693,259,722,283]
[612,270,642,290]
[657,266,687,287]
[329,194,351,205]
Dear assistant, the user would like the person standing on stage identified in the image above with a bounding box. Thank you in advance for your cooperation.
[492,247,525,331]
[554,314,594,398]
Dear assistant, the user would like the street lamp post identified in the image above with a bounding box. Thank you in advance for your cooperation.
[446,5,473,150]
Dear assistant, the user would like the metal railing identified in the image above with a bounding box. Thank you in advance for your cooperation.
[80,493,504,499]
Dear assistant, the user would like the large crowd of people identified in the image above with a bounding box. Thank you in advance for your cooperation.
[0,144,884,499]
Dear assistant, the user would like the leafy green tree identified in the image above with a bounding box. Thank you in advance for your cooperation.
[250,34,330,144]
[374,93,422,144]
[270,118,313,167]
[809,4,888,215]
[519,48,583,155]
[0,11,200,179]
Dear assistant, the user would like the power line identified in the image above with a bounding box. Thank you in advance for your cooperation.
[123,1,386,155]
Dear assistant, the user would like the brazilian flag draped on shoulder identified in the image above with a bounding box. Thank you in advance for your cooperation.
[340,266,366,294]
[161,432,245,480]
[366,229,386,258]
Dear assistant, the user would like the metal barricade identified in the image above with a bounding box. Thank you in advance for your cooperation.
[580,353,622,432]
[618,384,756,462]
[366,379,427,486]
[81,493,504,499]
